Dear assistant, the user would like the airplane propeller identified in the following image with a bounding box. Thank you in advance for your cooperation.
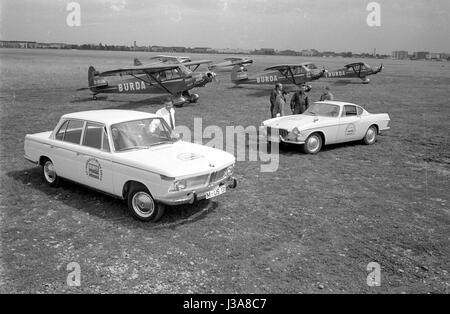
[207,71,218,83]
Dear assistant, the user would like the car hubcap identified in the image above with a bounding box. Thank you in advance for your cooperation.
[307,136,320,152]
[132,192,155,218]
[44,162,56,183]
[367,128,376,143]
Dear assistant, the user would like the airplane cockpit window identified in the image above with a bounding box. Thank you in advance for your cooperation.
[172,68,182,78]
[305,64,318,70]
[297,67,306,74]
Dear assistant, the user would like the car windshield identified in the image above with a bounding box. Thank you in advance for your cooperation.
[111,118,176,152]
[304,103,340,118]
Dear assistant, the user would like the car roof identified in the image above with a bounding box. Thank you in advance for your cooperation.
[314,101,359,107]
[61,110,159,125]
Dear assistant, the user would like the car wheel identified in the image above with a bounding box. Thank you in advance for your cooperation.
[363,125,378,145]
[127,184,165,222]
[42,159,60,187]
[303,133,322,154]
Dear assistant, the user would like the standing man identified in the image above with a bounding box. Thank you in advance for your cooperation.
[270,83,283,118]
[156,96,176,130]
[272,89,287,118]
[320,86,334,101]
[290,87,309,114]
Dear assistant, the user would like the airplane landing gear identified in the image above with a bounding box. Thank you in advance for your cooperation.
[189,93,199,103]
[181,91,199,103]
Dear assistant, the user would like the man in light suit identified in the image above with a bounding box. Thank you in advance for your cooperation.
[156,97,176,130]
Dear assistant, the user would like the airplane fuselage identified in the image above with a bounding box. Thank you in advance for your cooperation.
[90,72,211,95]
[233,69,323,86]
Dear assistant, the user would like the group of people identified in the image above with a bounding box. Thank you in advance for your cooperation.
[159,84,335,130]
[269,83,334,118]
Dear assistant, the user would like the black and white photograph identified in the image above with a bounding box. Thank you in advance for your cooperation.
[0,0,449,300]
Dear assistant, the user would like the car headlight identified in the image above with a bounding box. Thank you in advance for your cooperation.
[291,127,307,141]
[169,179,187,192]
[226,164,234,177]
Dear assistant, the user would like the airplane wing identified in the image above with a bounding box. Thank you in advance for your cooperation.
[181,60,212,72]
[224,57,247,62]
[182,60,212,67]
[264,64,309,71]
[99,64,181,77]
[149,55,192,63]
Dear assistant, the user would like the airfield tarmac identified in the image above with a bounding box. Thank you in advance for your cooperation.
[0,48,449,293]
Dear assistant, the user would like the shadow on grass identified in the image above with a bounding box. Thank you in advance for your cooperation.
[331,79,367,86]
[275,139,365,155]
[5,167,217,229]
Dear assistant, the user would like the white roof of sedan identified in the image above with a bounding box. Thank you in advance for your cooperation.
[315,101,358,107]
[62,110,159,125]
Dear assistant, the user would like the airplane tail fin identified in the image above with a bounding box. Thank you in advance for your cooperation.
[377,64,383,73]
[134,58,142,66]
[231,65,248,83]
[87,66,107,91]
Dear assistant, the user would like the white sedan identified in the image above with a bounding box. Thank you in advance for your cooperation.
[262,101,390,154]
[24,110,237,222]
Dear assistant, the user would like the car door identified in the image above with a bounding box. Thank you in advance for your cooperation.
[337,105,362,142]
[51,119,86,181]
[75,122,115,194]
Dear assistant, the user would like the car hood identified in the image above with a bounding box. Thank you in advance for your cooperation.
[263,115,332,131]
[113,141,235,179]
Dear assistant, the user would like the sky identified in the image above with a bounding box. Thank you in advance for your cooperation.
[1,0,449,54]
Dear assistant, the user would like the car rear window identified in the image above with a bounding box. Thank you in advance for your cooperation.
[344,105,357,117]
[65,120,84,144]
[82,122,110,151]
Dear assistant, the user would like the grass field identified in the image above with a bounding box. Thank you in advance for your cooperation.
[0,48,449,293]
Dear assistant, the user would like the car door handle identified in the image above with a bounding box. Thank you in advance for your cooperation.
[76,152,85,156]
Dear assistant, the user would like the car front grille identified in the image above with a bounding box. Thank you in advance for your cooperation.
[210,168,228,184]
[268,127,289,138]
[186,174,210,188]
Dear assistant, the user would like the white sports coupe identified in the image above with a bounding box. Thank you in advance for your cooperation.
[262,101,390,154]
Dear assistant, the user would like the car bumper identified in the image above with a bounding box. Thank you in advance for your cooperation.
[156,176,237,206]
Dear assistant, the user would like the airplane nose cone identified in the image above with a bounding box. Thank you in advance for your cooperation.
[206,71,216,82]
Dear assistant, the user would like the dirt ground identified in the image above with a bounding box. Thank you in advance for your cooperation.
[0,48,449,293]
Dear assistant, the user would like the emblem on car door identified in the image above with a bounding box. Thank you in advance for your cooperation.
[85,158,102,180]
[345,123,356,136]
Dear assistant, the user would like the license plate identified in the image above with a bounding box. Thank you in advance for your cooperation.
[206,185,226,199]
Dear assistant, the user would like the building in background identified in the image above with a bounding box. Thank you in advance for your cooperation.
[413,51,429,60]
[0,40,37,48]
[392,50,409,60]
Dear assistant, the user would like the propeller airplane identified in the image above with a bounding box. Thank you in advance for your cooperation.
[79,61,216,106]
[324,62,383,84]
[230,63,325,87]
